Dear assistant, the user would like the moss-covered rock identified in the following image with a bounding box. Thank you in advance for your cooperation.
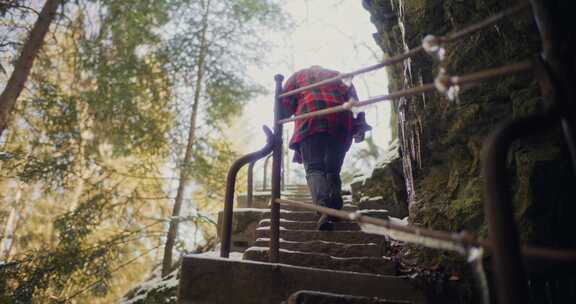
[121,268,179,304]
[350,142,408,217]
[363,0,576,300]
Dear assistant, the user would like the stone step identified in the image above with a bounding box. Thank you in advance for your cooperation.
[283,191,311,195]
[261,210,390,222]
[281,193,353,200]
[286,290,413,304]
[282,191,310,196]
[258,219,360,231]
[279,203,357,212]
[243,248,397,275]
[252,239,383,258]
[263,210,319,221]
[284,184,309,190]
[282,197,310,202]
[358,197,408,219]
[179,255,426,303]
[255,229,387,245]
[283,190,310,195]
[279,201,313,208]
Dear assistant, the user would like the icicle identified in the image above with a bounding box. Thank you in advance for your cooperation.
[418,72,427,107]
[393,0,418,202]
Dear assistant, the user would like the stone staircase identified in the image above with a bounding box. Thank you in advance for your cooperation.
[244,185,395,276]
[178,184,429,304]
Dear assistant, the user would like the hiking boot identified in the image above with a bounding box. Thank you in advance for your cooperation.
[317,214,334,231]
[326,173,343,211]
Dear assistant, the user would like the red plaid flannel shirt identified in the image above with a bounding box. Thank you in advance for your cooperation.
[280,67,358,156]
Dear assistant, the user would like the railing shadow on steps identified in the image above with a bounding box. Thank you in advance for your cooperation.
[220,125,274,258]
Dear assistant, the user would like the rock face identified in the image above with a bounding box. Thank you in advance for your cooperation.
[363,0,576,299]
[351,142,408,218]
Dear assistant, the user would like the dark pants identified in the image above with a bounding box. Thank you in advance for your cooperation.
[299,133,350,210]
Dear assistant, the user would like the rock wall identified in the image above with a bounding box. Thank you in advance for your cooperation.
[350,141,408,218]
[363,0,576,297]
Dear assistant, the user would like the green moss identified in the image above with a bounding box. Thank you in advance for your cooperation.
[363,1,574,299]
[445,178,484,231]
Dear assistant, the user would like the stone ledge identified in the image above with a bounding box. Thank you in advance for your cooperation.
[286,290,413,304]
[178,255,425,304]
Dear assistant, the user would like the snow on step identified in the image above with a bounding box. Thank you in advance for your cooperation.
[243,247,397,275]
[252,238,383,258]
[262,210,319,221]
[255,229,387,245]
[279,203,358,212]
[261,209,390,222]
[286,290,413,304]
[258,218,360,231]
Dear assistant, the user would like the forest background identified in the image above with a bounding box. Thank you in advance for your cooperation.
[0,0,389,302]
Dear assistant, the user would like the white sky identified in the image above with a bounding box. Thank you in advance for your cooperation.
[228,0,392,181]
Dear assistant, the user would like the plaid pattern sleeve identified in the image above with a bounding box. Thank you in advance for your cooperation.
[280,67,355,152]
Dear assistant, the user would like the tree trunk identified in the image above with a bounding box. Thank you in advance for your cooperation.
[0,0,62,138]
[161,0,211,277]
[0,195,19,259]
[0,183,28,259]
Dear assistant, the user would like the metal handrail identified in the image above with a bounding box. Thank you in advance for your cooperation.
[262,154,272,191]
[277,61,532,125]
[277,2,531,100]
[276,198,478,252]
[482,111,556,303]
[480,0,576,301]
[246,160,256,207]
[265,3,537,265]
[274,198,576,266]
[220,126,274,258]
[528,0,576,169]
[269,74,284,263]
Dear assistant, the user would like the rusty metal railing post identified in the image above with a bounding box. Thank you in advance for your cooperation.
[482,109,562,304]
[247,160,255,207]
[270,74,284,263]
[220,127,274,258]
[482,120,531,304]
[529,0,576,171]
